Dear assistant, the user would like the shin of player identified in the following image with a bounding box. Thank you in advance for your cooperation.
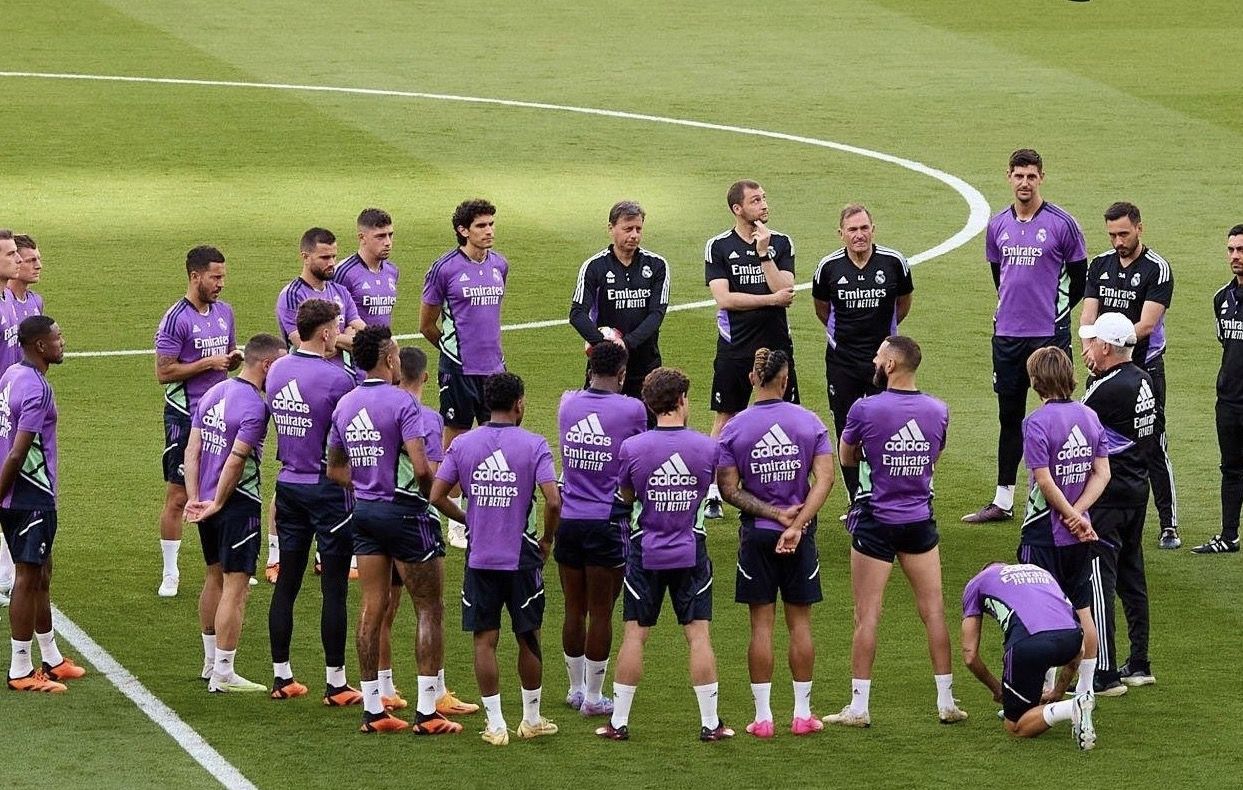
[184,334,285,694]
[827,337,965,726]
[154,246,241,597]
[1,315,82,691]
[962,562,1097,750]
[556,342,647,715]
[598,368,733,742]
[717,349,836,737]
[430,372,560,746]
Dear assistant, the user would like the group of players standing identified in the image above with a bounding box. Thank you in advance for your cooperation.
[5,147,1243,750]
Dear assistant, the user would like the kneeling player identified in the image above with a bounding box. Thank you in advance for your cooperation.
[717,348,835,737]
[430,372,561,746]
[597,368,733,742]
[328,327,460,734]
[962,562,1097,750]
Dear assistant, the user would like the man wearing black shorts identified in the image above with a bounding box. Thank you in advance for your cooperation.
[703,180,797,518]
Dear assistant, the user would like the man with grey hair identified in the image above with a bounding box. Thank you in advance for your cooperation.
[569,200,670,401]
[1079,312,1157,695]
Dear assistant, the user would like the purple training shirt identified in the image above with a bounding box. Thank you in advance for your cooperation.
[154,298,236,417]
[275,277,361,377]
[962,563,1079,643]
[267,349,357,484]
[986,202,1087,337]
[558,388,648,521]
[421,248,508,375]
[1021,400,1108,547]
[6,289,42,323]
[329,379,423,503]
[0,361,58,509]
[192,378,268,504]
[335,254,400,327]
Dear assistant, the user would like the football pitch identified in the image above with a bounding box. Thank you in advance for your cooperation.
[3,1,1240,787]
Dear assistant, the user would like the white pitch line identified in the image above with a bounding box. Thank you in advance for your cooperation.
[0,71,990,360]
[51,605,257,790]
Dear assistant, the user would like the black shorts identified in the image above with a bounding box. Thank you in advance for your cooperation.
[162,411,191,485]
[352,498,444,563]
[1002,626,1083,722]
[825,354,879,434]
[0,508,57,566]
[275,480,354,557]
[735,522,822,605]
[1018,542,1092,611]
[710,349,799,414]
[437,356,491,429]
[554,518,626,569]
[198,496,262,574]
[461,566,545,633]
[992,332,1071,396]
[847,508,939,563]
[623,539,713,626]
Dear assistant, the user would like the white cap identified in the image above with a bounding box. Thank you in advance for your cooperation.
[1077,312,1137,348]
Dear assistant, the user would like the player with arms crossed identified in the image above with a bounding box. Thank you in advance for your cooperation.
[1197,225,1243,555]
[717,348,835,737]
[825,336,967,726]
[421,199,508,549]
[1016,347,1108,700]
[965,149,1088,524]
[335,208,399,328]
[430,372,561,746]
[184,334,285,693]
[556,341,647,715]
[569,201,670,407]
[154,245,241,598]
[812,204,913,505]
[702,180,797,519]
[961,562,1097,749]
[596,368,734,742]
[1,316,83,692]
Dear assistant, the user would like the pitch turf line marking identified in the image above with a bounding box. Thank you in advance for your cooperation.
[0,70,990,358]
[50,605,258,790]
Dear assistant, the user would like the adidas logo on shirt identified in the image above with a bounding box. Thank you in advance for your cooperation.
[564,413,612,446]
[271,380,311,414]
[751,423,800,459]
[1136,379,1156,412]
[837,276,849,285]
[1099,271,1110,280]
[884,419,931,452]
[202,398,228,431]
[473,449,518,483]
[727,251,740,260]
[649,452,697,487]
[459,273,471,282]
[345,408,382,443]
[1057,424,1094,461]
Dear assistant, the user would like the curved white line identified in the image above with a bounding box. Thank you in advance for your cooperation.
[0,71,991,357]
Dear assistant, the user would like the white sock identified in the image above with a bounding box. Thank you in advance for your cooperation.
[482,693,505,730]
[36,631,64,668]
[378,668,396,698]
[693,682,720,729]
[793,680,813,719]
[585,658,608,703]
[201,633,216,665]
[214,648,236,679]
[349,555,357,570]
[611,682,636,728]
[1043,667,1057,694]
[934,673,955,710]
[436,668,446,698]
[1042,698,1075,726]
[564,653,585,695]
[1077,659,1096,694]
[160,539,181,577]
[0,537,13,585]
[361,679,384,715]
[521,686,542,724]
[849,678,871,715]
[266,534,279,566]
[326,665,346,688]
[707,483,721,501]
[417,674,438,716]
[9,638,33,679]
[994,486,1015,511]
[273,661,292,681]
[750,682,773,722]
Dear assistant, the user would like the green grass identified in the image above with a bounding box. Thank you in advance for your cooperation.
[2,0,1240,788]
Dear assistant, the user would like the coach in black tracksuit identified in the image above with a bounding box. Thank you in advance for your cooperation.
[1079,312,1157,693]
[569,201,669,403]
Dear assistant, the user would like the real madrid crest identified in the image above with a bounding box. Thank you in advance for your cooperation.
[875,270,886,285]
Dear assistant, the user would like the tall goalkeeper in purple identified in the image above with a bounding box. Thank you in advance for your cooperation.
[556,341,647,716]
[597,368,734,743]
[430,372,562,746]
[717,348,836,738]
[154,245,241,598]
[265,299,359,704]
